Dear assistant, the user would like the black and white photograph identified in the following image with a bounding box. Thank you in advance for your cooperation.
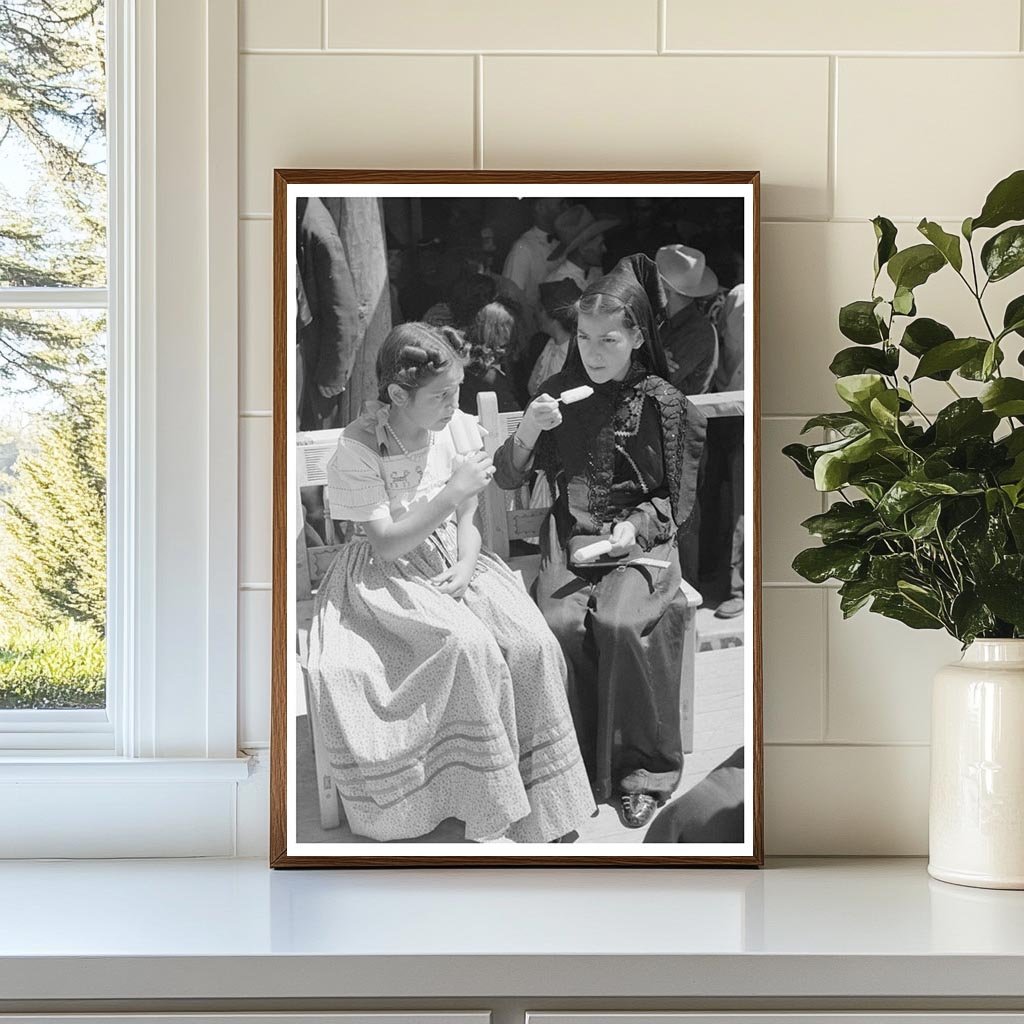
[273,172,761,866]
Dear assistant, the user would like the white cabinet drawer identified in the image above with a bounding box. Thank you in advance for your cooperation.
[528,1017,1024,1024]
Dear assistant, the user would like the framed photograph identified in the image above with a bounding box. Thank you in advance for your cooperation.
[271,171,762,867]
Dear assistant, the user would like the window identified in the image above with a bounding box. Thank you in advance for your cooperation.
[0,0,110,745]
[0,0,246,857]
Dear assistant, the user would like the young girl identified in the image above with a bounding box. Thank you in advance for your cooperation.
[494,255,708,830]
[458,300,521,414]
[307,322,595,843]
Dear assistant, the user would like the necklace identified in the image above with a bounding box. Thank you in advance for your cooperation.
[385,421,430,457]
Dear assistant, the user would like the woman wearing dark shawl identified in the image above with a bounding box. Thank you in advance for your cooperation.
[493,254,707,829]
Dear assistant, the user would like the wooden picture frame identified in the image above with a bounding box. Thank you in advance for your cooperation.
[271,170,762,867]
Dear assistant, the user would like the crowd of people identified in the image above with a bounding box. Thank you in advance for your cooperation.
[297,196,747,844]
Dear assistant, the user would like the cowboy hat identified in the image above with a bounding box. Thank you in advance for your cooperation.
[655,244,719,298]
[548,204,620,262]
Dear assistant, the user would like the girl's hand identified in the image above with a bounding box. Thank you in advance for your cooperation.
[431,559,476,600]
[447,451,495,502]
[608,520,637,557]
[521,393,562,436]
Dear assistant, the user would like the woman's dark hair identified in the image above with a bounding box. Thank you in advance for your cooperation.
[539,286,579,334]
[576,291,643,333]
[376,321,466,403]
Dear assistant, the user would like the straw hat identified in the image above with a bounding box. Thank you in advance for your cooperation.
[655,244,719,298]
[548,204,620,262]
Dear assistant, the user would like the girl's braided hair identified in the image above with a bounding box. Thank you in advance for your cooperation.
[375,321,467,403]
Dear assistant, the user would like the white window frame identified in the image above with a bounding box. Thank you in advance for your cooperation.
[0,0,249,857]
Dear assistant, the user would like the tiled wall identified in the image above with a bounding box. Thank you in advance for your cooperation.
[236,0,1024,854]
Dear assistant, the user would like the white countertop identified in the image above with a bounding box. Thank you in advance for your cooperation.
[2,857,1024,1001]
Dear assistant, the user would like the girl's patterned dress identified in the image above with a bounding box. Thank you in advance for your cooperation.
[306,405,596,843]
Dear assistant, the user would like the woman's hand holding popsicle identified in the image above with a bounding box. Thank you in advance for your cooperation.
[517,392,561,451]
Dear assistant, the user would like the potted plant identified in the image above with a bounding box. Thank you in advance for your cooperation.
[785,169,1024,889]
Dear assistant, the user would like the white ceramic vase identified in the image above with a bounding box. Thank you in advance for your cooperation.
[929,639,1024,889]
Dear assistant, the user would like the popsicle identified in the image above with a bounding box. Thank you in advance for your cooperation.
[572,538,614,564]
[449,414,484,454]
[558,385,594,405]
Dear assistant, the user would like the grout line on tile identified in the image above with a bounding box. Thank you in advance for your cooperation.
[321,0,328,50]
[820,430,832,742]
[474,55,484,169]
[827,56,837,221]
[239,47,661,57]
[240,410,272,418]
[240,213,272,221]
[238,47,1024,57]
[820,586,830,743]
[765,740,931,748]
[240,583,272,591]
[763,584,841,592]
[657,0,666,54]
[659,49,1023,58]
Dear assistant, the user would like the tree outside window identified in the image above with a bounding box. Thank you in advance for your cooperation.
[0,0,107,709]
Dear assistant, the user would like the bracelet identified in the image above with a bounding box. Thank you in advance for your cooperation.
[512,433,535,453]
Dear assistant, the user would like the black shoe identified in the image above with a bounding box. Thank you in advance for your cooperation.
[616,794,658,829]
[715,596,744,619]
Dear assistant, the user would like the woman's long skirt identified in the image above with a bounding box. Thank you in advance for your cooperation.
[533,528,688,803]
[306,523,596,843]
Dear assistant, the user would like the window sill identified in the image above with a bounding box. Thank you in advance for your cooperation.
[0,755,255,857]
[0,754,252,782]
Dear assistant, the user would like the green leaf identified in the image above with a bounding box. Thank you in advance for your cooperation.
[900,317,955,362]
[835,373,887,414]
[917,219,963,272]
[792,543,866,584]
[838,579,877,618]
[800,413,865,435]
[982,341,1000,380]
[1009,508,1024,546]
[892,286,916,316]
[801,501,879,543]
[872,216,898,277]
[933,399,999,445]
[877,479,958,524]
[839,300,885,345]
[782,442,815,479]
[829,345,899,378]
[980,378,1024,418]
[971,168,1024,232]
[886,244,946,291]
[976,581,1024,629]
[869,552,915,587]
[845,431,888,464]
[950,592,996,644]
[908,500,943,539]
[911,337,987,381]
[814,450,850,491]
[981,225,1024,282]
[960,344,1004,381]
[868,389,902,431]
[962,216,974,241]
[1002,295,1024,340]
[872,594,943,630]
